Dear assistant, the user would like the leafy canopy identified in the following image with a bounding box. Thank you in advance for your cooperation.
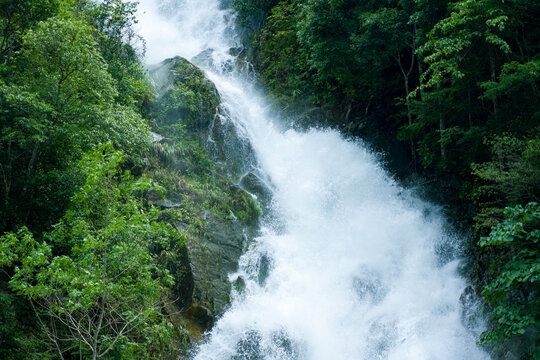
[1,144,181,359]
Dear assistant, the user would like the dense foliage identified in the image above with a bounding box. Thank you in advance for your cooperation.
[234,0,539,357]
[0,0,152,234]
[0,1,183,358]
[478,202,539,345]
[1,145,181,359]
[0,1,263,357]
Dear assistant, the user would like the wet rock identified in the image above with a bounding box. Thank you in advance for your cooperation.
[184,304,214,331]
[191,48,215,68]
[154,201,184,209]
[257,254,271,286]
[147,56,264,338]
[234,276,246,293]
[240,172,272,201]
[459,285,484,332]
[150,56,220,134]
[184,212,245,319]
[229,185,262,226]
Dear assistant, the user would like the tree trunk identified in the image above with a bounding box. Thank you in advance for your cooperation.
[404,77,416,171]
[468,88,473,128]
[437,84,446,168]
[439,114,446,163]
[2,140,12,211]
[417,54,425,101]
[344,102,352,124]
[395,46,417,172]
[27,143,39,178]
[489,50,499,123]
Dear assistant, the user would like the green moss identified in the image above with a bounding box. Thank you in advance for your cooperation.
[152,57,220,133]
[141,57,264,341]
[230,188,263,225]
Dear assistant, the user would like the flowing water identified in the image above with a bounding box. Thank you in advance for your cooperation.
[136,1,491,359]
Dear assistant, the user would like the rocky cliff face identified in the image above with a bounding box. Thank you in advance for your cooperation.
[145,57,266,338]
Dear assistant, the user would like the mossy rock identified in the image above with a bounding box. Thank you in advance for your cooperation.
[229,185,262,225]
[182,211,245,318]
[145,56,266,338]
[150,56,220,134]
[240,172,273,202]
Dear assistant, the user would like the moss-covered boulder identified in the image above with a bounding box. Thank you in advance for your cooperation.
[184,211,244,315]
[145,57,264,338]
[150,56,219,132]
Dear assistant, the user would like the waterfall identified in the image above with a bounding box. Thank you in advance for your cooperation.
[136,1,491,359]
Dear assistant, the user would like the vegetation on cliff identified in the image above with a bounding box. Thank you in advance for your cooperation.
[0,0,178,358]
[0,1,260,359]
[233,0,539,357]
[146,56,262,327]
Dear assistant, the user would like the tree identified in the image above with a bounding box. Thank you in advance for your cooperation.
[471,136,540,232]
[478,202,539,352]
[417,0,511,91]
[297,0,359,104]
[84,0,152,111]
[349,1,419,164]
[0,0,58,63]
[0,15,150,233]
[255,1,311,106]
[231,0,280,28]
[1,145,180,359]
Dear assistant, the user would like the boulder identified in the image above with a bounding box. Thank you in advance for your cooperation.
[240,172,272,202]
[150,56,220,136]
[147,56,264,337]
[183,211,245,319]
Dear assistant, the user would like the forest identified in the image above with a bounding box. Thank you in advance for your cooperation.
[0,0,259,358]
[0,0,538,358]
[0,0,185,358]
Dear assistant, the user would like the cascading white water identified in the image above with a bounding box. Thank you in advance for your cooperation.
[136,1,491,359]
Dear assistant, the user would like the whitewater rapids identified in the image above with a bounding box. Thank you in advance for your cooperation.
[136,1,490,359]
